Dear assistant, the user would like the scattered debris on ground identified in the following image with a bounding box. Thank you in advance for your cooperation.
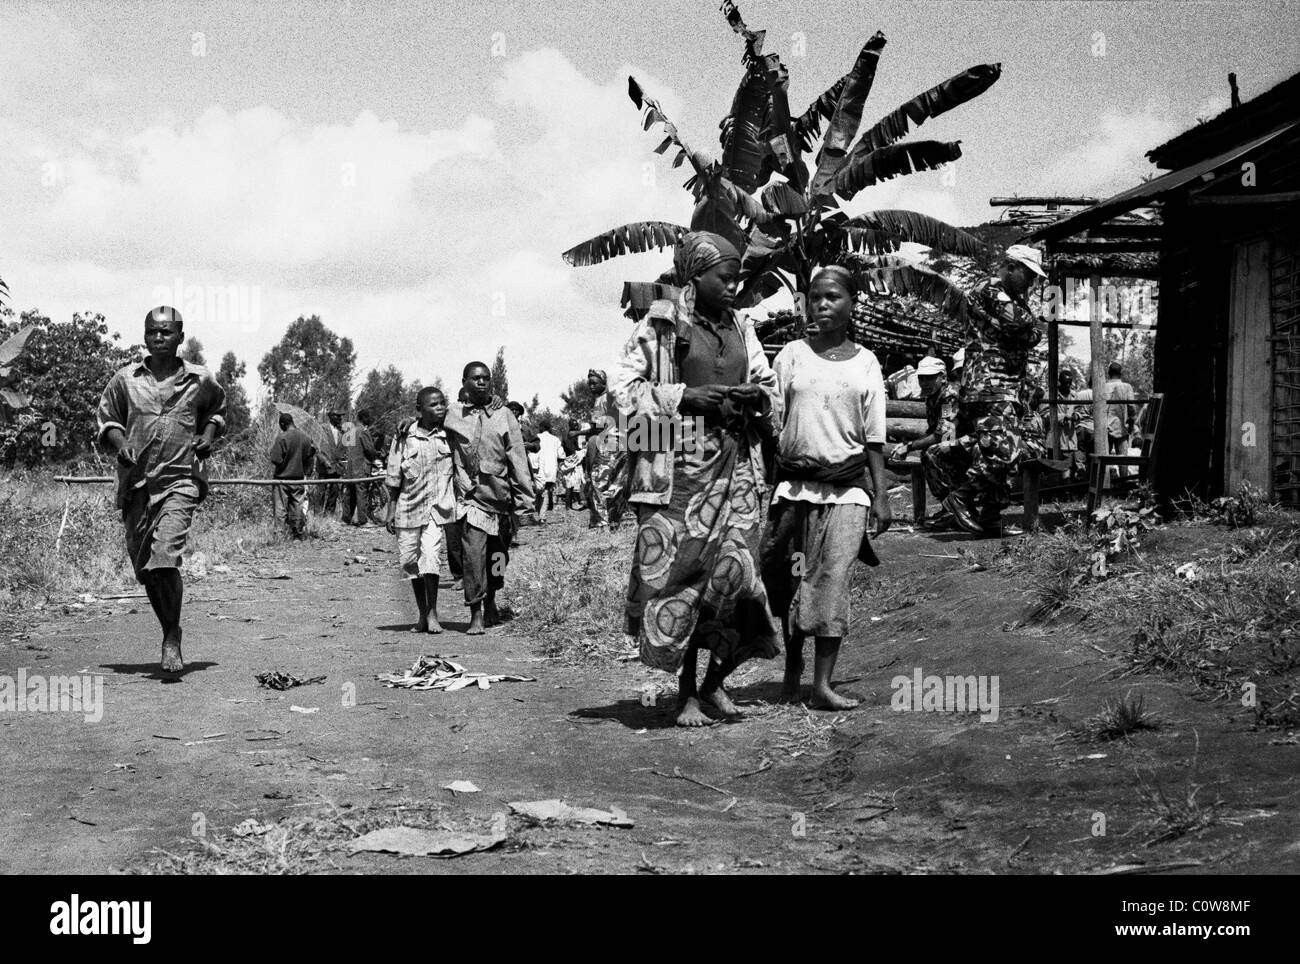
[254,671,327,690]
[508,799,634,827]
[375,654,536,692]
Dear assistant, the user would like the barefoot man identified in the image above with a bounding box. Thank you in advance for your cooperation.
[97,306,226,673]
[444,362,534,634]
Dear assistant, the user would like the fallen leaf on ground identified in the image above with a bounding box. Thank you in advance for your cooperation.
[375,655,536,692]
[349,815,507,858]
[508,799,633,828]
[290,705,319,714]
[255,671,327,690]
[444,780,480,794]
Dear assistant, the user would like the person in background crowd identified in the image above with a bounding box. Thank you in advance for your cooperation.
[761,265,891,711]
[889,355,951,465]
[313,407,346,517]
[96,305,226,674]
[578,369,628,530]
[533,416,563,523]
[384,386,455,634]
[612,230,781,727]
[341,409,379,526]
[269,410,316,540]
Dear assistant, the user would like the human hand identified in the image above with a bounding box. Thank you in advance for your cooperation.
[116,446,137,468]
[680,385,728,416]
[727,383,763,407]
[889,442,909,462]
[194,434,214,459]
[871,497,893,536]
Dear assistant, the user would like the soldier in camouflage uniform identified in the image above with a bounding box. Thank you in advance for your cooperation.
[941,245,1048,535]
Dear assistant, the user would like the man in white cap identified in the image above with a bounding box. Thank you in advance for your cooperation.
[890,355,951,464]
[940,244,1048,535]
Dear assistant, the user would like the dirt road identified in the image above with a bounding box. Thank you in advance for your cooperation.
[2,509,1297,874]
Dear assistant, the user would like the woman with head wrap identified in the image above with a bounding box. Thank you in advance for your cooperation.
[759,265,892,710]
[609,231,782,727]
[576,368,629,529]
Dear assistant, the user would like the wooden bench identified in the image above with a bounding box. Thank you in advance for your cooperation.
[890,455,1074,532]
[1083,393,1165,528]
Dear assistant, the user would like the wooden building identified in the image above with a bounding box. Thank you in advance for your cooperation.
[1030,72,1300,507]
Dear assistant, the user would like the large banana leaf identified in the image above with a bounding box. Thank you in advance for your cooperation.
[809,33,887,198]
[720,67,771,193]
[0,275,9,303]
[629,76,714,195]
[761,181,808,216]
[736,223,795,307]
[0,325,34,368]
[792,77,846,153]
[852,63,1002,157]
[562,222,689,267]
[841,210,987,257]
[831,140,963,202]
[720,0,765,64]
[849,255,971,323]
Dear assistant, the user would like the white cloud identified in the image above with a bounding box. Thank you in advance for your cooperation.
[1035,105,1178,197]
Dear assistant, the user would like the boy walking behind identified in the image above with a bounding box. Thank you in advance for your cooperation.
[385,387,455,634]
[269,411,316,539]
[97,306,226,674]
[444,362,534,634]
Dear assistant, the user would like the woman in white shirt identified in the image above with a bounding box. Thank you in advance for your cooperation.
[761,265,891,710]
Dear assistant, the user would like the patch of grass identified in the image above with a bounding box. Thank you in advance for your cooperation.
[1075,692,1162,742]
[508,518,637,663]
[1135,771,1223,847]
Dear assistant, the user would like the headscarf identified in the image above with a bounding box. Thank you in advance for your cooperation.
[673,231,741,319]
[587,368,607,384]
[810,264,859,299]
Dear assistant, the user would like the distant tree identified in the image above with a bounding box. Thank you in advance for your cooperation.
[216,351,252,438]
[180,336,206,366]
[356,365,409,444]
[490,346,509,402]
[559,377,596,422]
[0,308,139,463]
[257,315,356,415]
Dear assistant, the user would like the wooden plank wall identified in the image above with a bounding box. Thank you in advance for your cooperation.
[1225,240,1274,494]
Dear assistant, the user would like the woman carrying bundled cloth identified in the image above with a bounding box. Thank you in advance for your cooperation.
[612,231,782,727]
[760,265,892,710]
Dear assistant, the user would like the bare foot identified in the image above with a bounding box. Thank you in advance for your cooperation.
[160,635,184,673]
[411,619,428,633]
[466,610,485,635]
[809,686,860,711]
[675,697,714,727]
[700,685,743,718]
[483,601,500,627]
[426,616,443,634]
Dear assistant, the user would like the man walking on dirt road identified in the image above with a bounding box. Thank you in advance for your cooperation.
[97,305,226,673]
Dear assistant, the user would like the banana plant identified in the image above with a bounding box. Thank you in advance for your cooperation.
[561,0,1002,328]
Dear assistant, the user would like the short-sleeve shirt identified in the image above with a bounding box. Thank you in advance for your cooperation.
[385,423,456,527]
[96,358,227,509]
[771,339,887,506]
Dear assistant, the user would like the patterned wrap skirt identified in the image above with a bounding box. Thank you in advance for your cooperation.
[625,424,782,673]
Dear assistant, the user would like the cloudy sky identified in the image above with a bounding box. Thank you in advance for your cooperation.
[2,0,1296,407]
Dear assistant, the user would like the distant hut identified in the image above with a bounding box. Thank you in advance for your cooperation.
[1029,71,1300,508]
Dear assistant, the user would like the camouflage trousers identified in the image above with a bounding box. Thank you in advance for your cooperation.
[930,401,1044,524]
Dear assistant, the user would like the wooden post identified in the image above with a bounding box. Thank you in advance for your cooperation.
[1089,273,1108,493]
[1047,263,1061,460]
